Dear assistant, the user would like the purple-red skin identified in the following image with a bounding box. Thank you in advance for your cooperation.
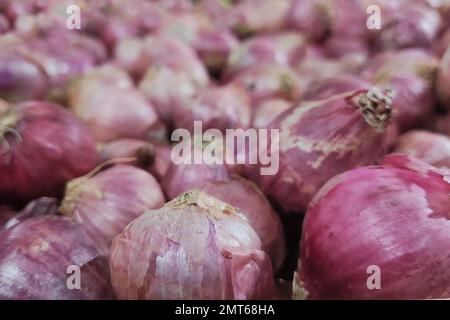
[361,49,438,131]
[110,190,275,300]
[285,0,329,40]
[0,14,9,34]
[162,162,286,272]
[0,205,16,231]
[99,138,172,182]
[0,101,99,204]
[0,216,114,299]
[393,130,450,169]
[252,98,292,129]
[60,165,165,252]
[437,44,450,110]
[304,75,372,101]
[247,88,393,213]
[173,84,251,132]
[296,154,450,299]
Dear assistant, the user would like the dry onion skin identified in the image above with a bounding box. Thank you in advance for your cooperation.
[110,189,276,300]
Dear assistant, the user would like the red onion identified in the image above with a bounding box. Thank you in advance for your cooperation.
[225,32,306,78]
[162,162,286,272]
[248,87,393,213]
[231,65,303,104]
[393,130,450,169]
[173,84,251,132]
[110,189,276,299]
[437,44,450,110]
[295,154,450,299]
[99,138,172,182]
[252,98,291,129]
[361,49,438,131]
[4,197,58,230]
[60,164,165,251]
[304,75,372,101]
[68,66,161,143]
[286,0,329,40]
[0,216,114,299]
[0,101,99,203]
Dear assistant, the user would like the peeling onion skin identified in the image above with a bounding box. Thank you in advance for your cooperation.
[437,44,450,110]
[99,138,172,182]
[0,216,114,299]
[68,66,160,143]
[110,189,276,300]
[295,154,450,299]
[60,165,165,251]
[0,101,99,204]
[162,162,286,272]
[393,130,450,169]
[247,88,393,213]
[361,49,438,131]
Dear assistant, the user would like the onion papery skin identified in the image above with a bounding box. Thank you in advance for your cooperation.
[248,88,393,213]
[162,162,286,272]
[110,189,275,300]
[295,154,450,299]
[60,165,165,251]
[252,98,292,129]
[304,76,371,101]
[0,216,114,299]
[0,101,99,203]
[4,197,59,230]
[393,130,450,169]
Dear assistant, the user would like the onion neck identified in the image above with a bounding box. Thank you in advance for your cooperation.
[59,178,103,216]
[352,87,393,132]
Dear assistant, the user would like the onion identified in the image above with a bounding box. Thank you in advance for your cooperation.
[437,44,450,110]
[0,216,114,299]
[231,65,303,104]
[110,189,276,300]
[68,66,161,143]
[0,205,16,231]
[252,98,291,129]
[162,162,286,272]
[294,154,450,299]
[99,138,172,181]
[173,84,251,132]
[4,197,59,230]
[225,32,306,78]
[0,101,99,203]
[0,13,9,34]
[247,87,393,213]
[286,0,329,40]
[304,75,371,101]
[393,130,450,169]
[60,164,165,251]
[361,49,438,131]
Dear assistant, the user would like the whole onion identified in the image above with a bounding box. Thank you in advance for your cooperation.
[361,49,438,131]
[60,164,165,251]
[225,32,306,78]
[252,98,291,129]
[162,162,286,272]
[68,66,161,143]
[0,101,99,203]
[173,84,251,132]
[110,189,276,300]
[0,216,114,299]
[248,87,393,213]
[295,154,450,299]
[99,138,172,181]
[437,44,450,110]
[231,65,303,104]
[393,130,450,169]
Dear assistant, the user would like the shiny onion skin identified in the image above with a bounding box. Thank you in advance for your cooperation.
[437,44,450,110]
[99,138,172,182]
[162,162,286,272]
[60,165,165,251]
[68,66,160,143]
[248,88,393,213]
[295,154,450,299]
[0,101,99,203]
[393,130,450,169]
[361,49,438,131]
[173,85,251,132]
[110,189,276,300]
[0,216,114,299]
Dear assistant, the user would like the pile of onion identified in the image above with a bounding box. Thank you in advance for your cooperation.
[0,216,114,299]
[0,101,99,203]
[60,164,165,251]
[294,154,450,299]
[110,189,276,300]
[247,87,393,213]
